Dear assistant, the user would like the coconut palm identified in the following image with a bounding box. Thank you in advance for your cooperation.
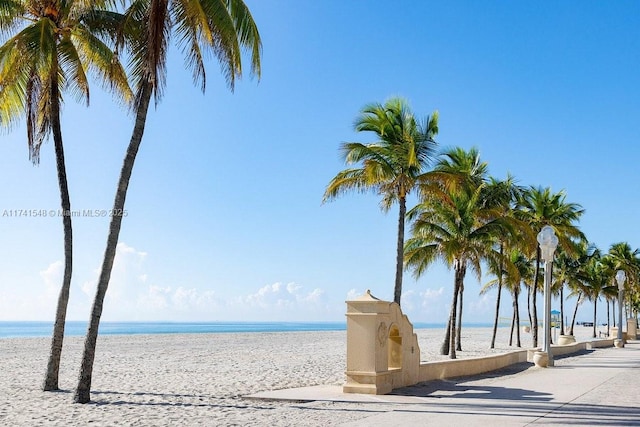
[480,175,528,348]
[565,243,599,335]
[74,0,261,403]
[515,186,585,347]
[0,0,130,391]
[604,242,640,332]
[581,252,614,338]
[406,183,511,358]
[434,147,492,353]
[552,241,586,335]
[405,149,517,359]
[323,97,439,305]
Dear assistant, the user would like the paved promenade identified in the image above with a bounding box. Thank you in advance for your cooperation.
[252,340,640,426]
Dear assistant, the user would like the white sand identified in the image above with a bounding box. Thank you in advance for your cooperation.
[0,325,604,426]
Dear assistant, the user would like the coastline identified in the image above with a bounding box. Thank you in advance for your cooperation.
[0,326,607,426]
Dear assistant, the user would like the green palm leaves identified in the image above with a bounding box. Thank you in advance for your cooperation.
[324,98,438,209]
[0,0,131,392]
[0,0,131,162]
[324,97,439,305]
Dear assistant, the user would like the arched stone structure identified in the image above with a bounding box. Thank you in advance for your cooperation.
[343,290,420,394]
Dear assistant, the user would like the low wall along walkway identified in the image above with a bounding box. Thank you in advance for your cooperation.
[343,291,616,395]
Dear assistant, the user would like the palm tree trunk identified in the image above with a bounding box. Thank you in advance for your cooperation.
[456,281,464,352]
[592,299,597,338]
[448,283,459,359]
[43,77,73,392]
[393,196,406,305]
[442,264,463,357]
[527,283,532,331]
[559,287,564,335]
[74,82,153,404]
[532,250,541,347]
[569,293,581,335]
[490,244,504,349]
[515,288,521,347]
[440,317,451,356]
[509,308,515,346]
[491,283,502,349]
[448,262,464,359]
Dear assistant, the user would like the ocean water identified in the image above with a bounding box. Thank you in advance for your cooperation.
[0,321,493,339]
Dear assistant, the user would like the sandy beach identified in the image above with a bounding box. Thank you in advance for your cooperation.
[0,326,604,426]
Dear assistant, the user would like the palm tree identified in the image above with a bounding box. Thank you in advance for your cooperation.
[480,175,526,348]
[605,242,640,333]
[552,242,586,335]
[565,243,599,335]
[323,97,439,305]
[432,147,493,353]
[515,186,584,347]
[482,248,532,348]
[74,0,261,404]
[405,148,515,359]
[0,0,130,391]
[581,252,613,338]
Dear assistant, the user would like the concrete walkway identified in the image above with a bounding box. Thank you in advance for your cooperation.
[249,340,640,426]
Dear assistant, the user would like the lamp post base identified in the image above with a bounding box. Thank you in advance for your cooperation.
[614,338,625,348]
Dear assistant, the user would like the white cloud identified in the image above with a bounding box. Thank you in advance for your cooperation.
[40,261,63,292]
[235,281,336,320]
[0,260,64,320]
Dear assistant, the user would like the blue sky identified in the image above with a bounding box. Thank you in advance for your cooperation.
[1,1,639,326]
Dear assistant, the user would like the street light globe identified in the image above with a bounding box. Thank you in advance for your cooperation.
[616,270,626,291]
[537,225,559,262]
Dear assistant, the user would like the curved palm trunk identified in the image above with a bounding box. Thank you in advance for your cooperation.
[531,249,541,347]
[43,77,73,391]
[393,196,406,305]
[569,292,581,335]
[74,82,153,404]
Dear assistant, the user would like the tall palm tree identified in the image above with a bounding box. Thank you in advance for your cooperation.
[74,0,261,404]
[323,97,439,305]
[565,243,599,335]
[552,241,585,335]
[480,175,527,348]
[581,252,613,338]
[0,0,130,391]
[605,242,640,332]
[482,249,532,347]
[406,183,510,358]
[515,186,584,347]
[435,147,493,353]
[405,148,516,359]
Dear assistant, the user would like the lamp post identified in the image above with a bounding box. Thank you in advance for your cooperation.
[537,226,558,366]
[615,270,626,348]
